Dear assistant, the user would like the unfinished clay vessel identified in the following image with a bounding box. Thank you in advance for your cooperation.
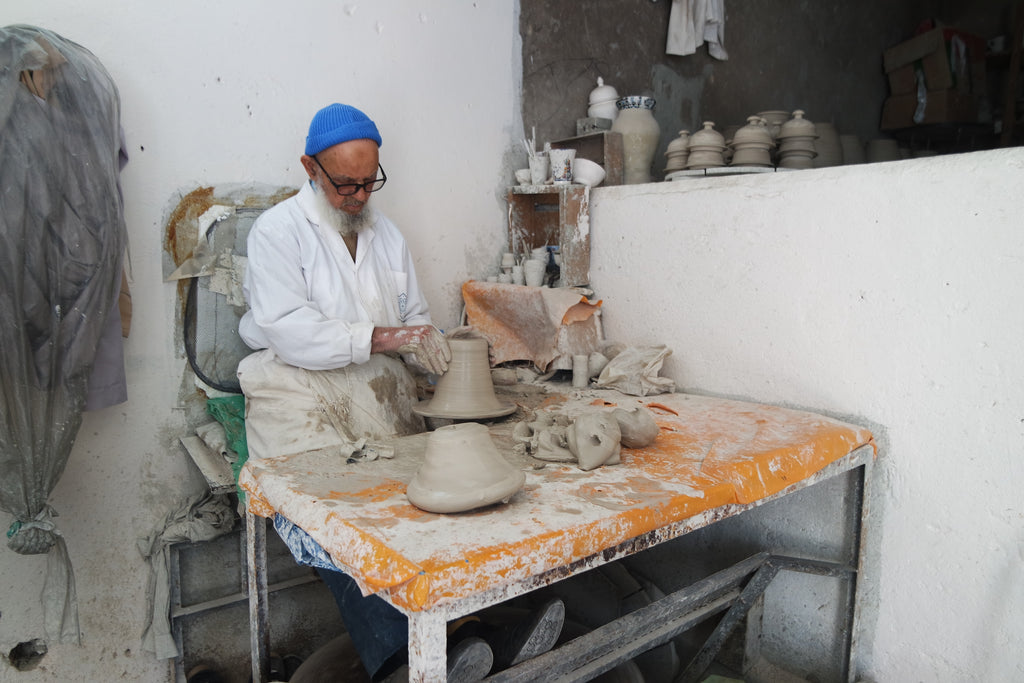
[407,423,526,513]
[729,116,774,167]
[685,121,726,169]
[413,337,516,419]
[777,111,818,170]
[611,407,660,448]
[567,411,622,471]
[663,130,690,175]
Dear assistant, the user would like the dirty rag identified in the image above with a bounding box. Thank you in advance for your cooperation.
[666,0,729,60]
[137,492,235,659]
[592,345,676,396]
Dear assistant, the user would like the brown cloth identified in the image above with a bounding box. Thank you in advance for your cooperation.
[461,280,602,371]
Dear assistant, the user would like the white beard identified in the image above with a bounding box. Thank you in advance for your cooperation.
[311,181,374,236]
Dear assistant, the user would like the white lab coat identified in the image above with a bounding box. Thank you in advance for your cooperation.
[239,180,431,371]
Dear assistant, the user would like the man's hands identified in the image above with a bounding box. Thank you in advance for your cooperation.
[371,324,452,375]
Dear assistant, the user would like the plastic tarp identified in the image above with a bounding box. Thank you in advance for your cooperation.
[0,25,127,642]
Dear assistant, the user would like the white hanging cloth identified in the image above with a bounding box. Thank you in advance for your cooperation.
[666,0,729,60]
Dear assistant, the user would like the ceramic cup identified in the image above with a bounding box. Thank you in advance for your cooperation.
[524,258,546,287]
[549,148,576,183]
[529,155,549,184]
[514,168,532,185]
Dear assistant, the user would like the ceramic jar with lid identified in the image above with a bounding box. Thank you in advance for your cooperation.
[663,129,690,176]
[611,96,661,184]
[685,121,726,169]
[729,116,774,167]
[778,109,816,139]
[587,77,619,121]
[777,110,818,169]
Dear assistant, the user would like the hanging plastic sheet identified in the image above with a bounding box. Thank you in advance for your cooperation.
[0,25,128,643]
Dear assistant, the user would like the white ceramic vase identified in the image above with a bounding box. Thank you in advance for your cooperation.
[611,96,661,184]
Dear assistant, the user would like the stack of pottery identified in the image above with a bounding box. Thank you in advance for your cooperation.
[587,77,619,122]
[776,110,818,170]
[663,129,690,176]
[611,95,661,184]
[729,116,774,167]
[812,121,843,167]
[685,121,726,169]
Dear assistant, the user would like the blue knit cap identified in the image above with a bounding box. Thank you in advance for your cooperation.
[304,103,382,155]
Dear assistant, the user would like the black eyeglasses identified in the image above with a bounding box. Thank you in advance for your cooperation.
[312,155,387,196]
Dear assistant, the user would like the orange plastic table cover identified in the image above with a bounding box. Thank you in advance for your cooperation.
[239,389,874,612]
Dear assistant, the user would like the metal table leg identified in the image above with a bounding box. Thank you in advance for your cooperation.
[246,509,270,683]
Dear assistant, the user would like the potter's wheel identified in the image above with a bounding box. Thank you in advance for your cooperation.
[412,399,517,420]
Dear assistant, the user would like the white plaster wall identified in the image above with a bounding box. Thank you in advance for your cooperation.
[0,2,520,680]
[589,149,1024,682]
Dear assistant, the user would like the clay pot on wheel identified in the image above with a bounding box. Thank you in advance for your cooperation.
[413,337,515,419]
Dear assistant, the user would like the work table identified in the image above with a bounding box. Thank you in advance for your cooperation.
[240,384,875,681]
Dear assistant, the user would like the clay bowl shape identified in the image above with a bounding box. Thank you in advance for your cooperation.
[406,422,526,513]
[572,158,606,187]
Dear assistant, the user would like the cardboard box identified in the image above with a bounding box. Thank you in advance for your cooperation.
[883,27,986,95]
[887,63,921,95]
[880,89,980,130]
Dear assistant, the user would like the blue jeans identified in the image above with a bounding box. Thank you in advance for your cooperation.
[315,566,409,679]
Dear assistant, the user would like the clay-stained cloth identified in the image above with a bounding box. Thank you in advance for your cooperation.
[461,281,602,371]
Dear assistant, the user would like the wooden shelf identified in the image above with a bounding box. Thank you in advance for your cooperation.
[507,184,590,287]
[549,131,624,186]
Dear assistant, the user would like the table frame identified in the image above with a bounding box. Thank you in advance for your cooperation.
[246,442,873,682]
